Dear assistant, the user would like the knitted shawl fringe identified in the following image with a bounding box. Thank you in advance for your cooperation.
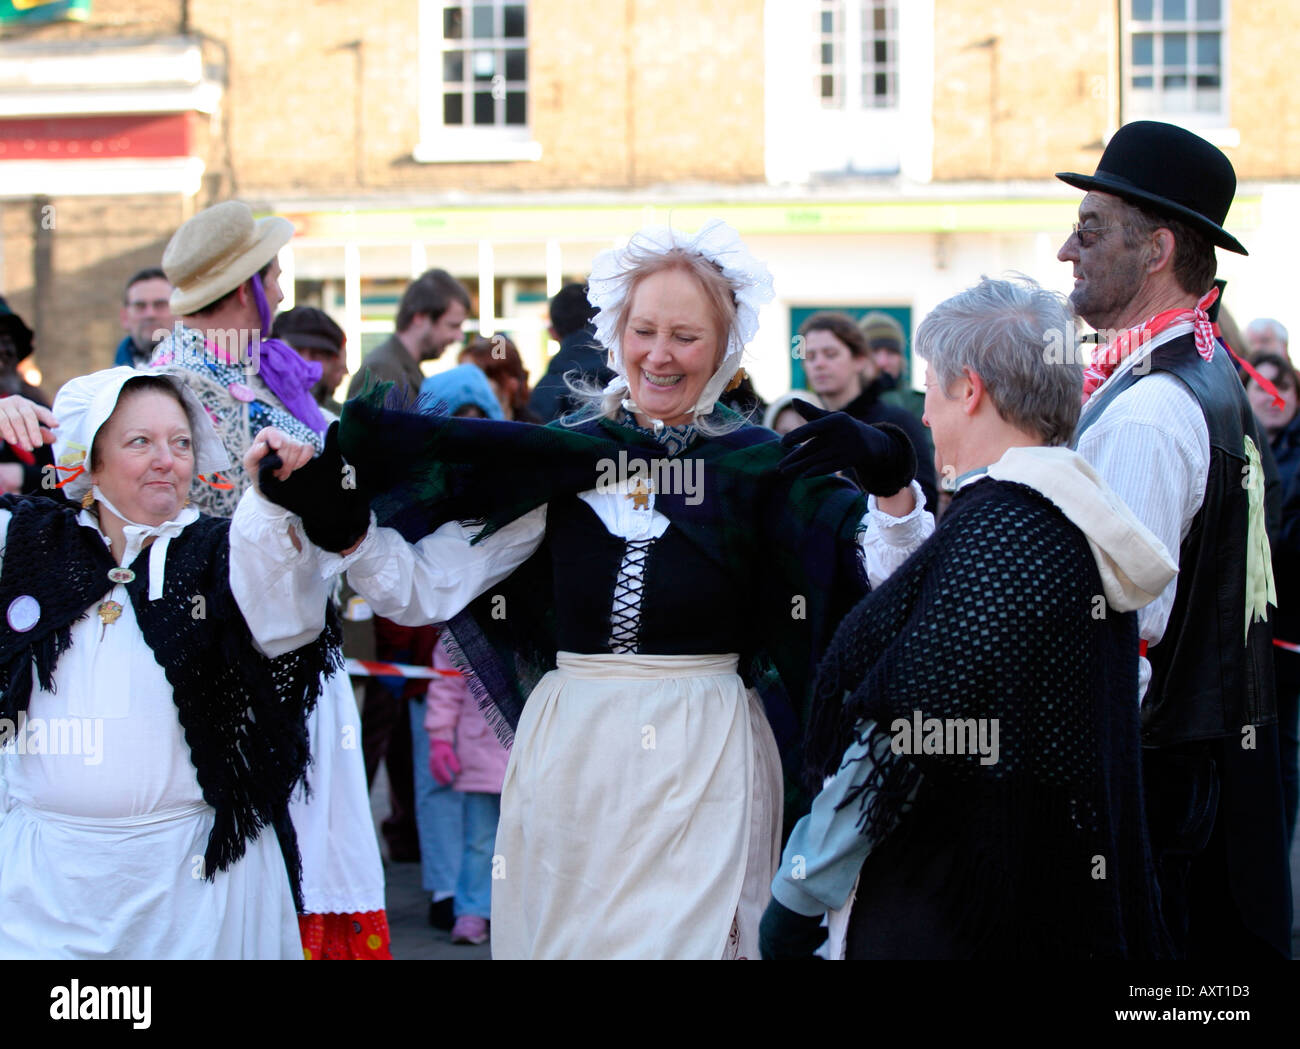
[806,480,1172,958]
[0,496,340,909]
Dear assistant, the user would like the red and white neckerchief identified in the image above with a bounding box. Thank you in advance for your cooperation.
[1081,287,1219,403]
[1080,287,1284,409]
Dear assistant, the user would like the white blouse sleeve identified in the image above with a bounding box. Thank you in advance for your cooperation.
[229,487,334,658]
[334,504,548,627]
[860,480,934,589]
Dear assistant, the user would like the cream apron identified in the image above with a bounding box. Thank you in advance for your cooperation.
[490,652,783,959]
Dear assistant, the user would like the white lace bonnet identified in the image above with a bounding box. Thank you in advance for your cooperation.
[585,219,775,427]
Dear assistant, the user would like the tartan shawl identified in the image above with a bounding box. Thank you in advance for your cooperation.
[339,386,870,821]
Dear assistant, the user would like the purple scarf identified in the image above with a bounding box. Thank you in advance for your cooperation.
[252,273,328,435]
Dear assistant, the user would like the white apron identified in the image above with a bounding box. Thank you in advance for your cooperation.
[491,652,782,959]
[0,595,300,960]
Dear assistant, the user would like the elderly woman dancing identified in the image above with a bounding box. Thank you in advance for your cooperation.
[0,367,338,959]
[256,221,929,958]
[150,201,389,959]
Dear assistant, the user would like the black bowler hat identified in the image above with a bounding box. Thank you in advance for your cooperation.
[1056,120,1247,255]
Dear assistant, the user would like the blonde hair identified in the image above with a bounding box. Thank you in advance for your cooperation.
[563,245,745,436]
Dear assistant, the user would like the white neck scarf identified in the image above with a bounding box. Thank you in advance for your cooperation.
[85,485,199,601]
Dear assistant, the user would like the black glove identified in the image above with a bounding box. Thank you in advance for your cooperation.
[759,898,828,960]
[258,421,371,553]
[777,399,916,496]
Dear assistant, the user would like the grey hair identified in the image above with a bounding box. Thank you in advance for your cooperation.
[1247,316,1289,347]
[557,372,630,427]
[915,274,1082,446]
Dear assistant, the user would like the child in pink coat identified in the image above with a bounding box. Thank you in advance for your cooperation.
[425,635,510,945]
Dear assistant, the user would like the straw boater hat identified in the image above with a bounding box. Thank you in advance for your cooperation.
[163,201,294,316]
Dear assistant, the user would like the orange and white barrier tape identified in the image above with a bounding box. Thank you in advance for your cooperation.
[345,658,462,679]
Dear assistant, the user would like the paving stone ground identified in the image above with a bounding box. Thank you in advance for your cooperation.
[369,762,491,961]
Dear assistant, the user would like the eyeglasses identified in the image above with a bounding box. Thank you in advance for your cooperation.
[1070,223,1127,248]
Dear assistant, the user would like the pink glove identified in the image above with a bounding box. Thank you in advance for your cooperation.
[430,739,461,787]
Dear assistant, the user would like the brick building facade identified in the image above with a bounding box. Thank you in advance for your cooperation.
[0,0,1296,395]
[931,0,1300,181]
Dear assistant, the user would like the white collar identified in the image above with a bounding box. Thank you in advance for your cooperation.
[78,486,200,600]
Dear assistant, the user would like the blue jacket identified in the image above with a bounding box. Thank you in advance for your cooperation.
[113,335,148,368]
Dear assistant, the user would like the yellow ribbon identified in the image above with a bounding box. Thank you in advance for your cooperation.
[1243,435,1277,642]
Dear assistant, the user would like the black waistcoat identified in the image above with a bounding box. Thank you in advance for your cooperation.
[546,494,752,655]
[1075,333,1276,745]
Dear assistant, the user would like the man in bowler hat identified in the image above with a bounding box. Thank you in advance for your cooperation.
[1058,120,1292,958]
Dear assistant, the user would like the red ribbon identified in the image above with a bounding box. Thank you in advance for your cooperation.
[51,463,84,489]
[1219,335,1285,411]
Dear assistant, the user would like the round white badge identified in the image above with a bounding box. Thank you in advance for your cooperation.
[7,594,40,633]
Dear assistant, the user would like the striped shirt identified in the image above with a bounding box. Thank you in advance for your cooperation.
[1075,322,1211,702]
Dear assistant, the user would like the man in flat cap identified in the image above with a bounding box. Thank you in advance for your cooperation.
[1057,120,1291,959]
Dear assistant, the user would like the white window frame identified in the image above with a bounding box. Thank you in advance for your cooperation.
[1123,0,1236,144]
[414,0,541,164]
[815,0,899,112]
[767,0,931,182]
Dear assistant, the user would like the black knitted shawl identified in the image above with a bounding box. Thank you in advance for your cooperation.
[0,495,341,906]
[805,478,1172,959]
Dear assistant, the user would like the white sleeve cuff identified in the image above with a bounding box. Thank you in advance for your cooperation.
[861,481,934,589]
[865,480,931,547]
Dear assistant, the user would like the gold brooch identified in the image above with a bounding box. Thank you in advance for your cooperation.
[626,480,652,510]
